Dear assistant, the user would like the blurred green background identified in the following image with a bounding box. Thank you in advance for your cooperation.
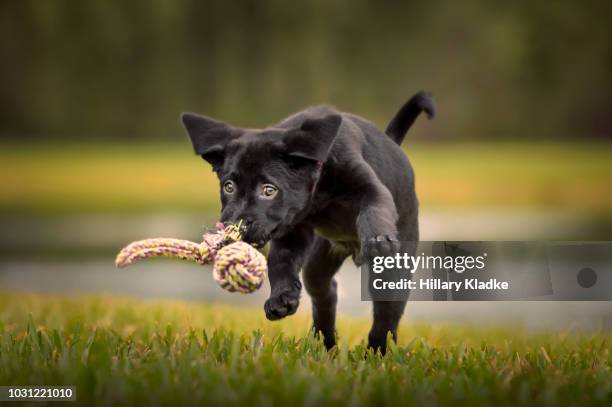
[0,0,611,324]
[2,0,612,140]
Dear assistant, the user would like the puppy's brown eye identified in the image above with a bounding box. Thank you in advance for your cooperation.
[260,184,278,199]
[223,180,235,194]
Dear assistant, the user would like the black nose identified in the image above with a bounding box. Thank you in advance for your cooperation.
[243,218,256,238]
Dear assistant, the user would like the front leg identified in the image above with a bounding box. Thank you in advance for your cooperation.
[354,163,399,244]
[351,163,406,354]
[264,225,314,320]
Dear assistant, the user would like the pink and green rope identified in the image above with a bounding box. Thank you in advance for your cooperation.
[115,223,266,293]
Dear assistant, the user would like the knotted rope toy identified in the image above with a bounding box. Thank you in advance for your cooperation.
[115,223,266,293]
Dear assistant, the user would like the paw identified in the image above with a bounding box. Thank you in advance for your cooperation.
[311,327,337,350]
[362,235,401,258]
[368,331,395,356]
[264,280,301,321]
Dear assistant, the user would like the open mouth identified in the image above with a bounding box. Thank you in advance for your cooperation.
[237,229,270,249]
[252,240,267,249]
[232,222,277,248]
[253,230,274,248]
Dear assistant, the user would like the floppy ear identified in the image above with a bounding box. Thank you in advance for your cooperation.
[282,114,342,163]
[181,112,239,170]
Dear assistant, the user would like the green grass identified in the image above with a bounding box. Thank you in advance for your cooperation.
[0,293,610,406]
[1,141,611,214]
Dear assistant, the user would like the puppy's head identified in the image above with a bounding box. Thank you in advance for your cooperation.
[182,113,341,247]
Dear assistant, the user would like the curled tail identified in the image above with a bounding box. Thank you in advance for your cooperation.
[385,91,435,145]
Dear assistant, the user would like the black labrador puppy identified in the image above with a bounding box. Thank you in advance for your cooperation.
[182,91,434,352]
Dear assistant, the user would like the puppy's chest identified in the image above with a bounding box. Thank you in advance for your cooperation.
[309,202,358,242]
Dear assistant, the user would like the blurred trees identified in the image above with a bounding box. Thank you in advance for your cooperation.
[1,0,610,141]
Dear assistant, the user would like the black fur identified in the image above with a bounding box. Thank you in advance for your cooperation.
[182,91,434,353]
[385,91,435,144]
